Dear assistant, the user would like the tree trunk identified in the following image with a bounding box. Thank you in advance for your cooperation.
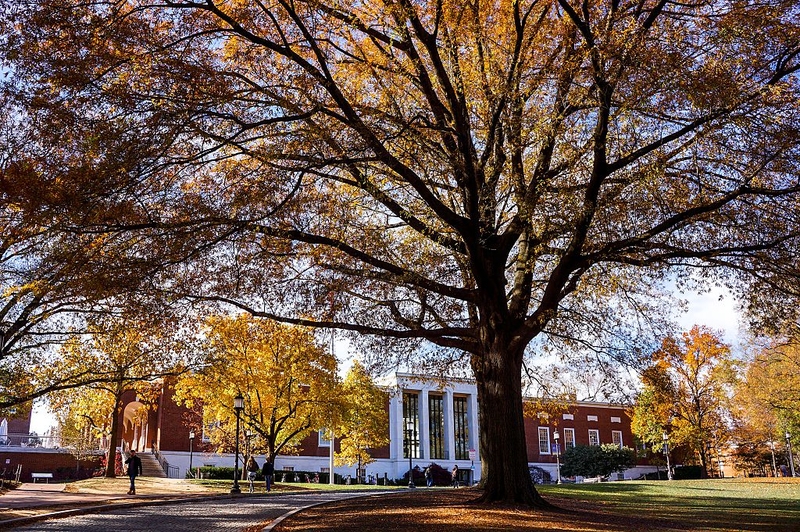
[104,393,123,478]
[472,345,551,508]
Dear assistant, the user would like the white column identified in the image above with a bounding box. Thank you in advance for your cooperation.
[419,389,429,460]
[391,391,404,477]
[329,432,335,485]
[469,392,481,481]
[469,393,479,458]
[132,423,139,452]
[444,390,455,462]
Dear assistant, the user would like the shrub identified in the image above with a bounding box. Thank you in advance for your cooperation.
[529,465,552,484]
[560,444,636,478]
[673,465,703,480]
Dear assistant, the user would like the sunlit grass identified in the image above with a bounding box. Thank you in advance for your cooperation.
[539,478,800,530]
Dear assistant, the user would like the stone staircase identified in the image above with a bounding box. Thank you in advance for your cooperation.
[139,451,167,478]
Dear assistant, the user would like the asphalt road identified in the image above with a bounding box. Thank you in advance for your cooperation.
[6,491,374,531]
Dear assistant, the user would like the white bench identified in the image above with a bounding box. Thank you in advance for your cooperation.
[31,472,53,483]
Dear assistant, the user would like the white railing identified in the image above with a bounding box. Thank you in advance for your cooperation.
[0,433,59,449]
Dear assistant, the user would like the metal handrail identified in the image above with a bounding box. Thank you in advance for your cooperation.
[153,447,181,478]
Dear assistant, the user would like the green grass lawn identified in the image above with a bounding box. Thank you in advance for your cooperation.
[538,478,800,531]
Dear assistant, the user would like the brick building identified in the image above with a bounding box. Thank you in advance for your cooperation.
[117,373,655,482]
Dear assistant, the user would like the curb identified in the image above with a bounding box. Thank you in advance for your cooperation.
[260,490,399,532]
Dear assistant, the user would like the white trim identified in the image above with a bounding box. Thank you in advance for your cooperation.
[538,427,551,455]
[563,428,576,448]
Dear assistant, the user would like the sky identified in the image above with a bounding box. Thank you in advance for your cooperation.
[673,284,744,354]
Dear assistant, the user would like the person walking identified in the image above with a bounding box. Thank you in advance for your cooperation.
[451,465,459,488]
[124,450,143,495]
[424,466,433,488]
[246,456,259,493]
[261,458,274,492]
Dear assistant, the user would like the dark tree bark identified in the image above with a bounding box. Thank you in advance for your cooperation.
[104,387,124,478]
[473,344,551,507]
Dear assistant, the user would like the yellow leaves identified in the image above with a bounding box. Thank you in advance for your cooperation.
[637,325,735,453]
[174,313,338,456]
[333,360,389,468]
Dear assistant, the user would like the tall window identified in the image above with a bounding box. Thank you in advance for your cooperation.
[429,394,445,459]
[588,429,600,446]
[538,427,551,454]
[612,430,623,448]
[563,428,576,449]
[403,392,420,459]
[453,396,469,460]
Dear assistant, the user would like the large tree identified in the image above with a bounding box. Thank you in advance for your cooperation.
[0,57,192,409]
[4,0,800,505]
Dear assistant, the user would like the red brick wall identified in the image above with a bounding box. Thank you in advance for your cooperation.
[0,450,103,482]
[523,403,641,464]
[4,404,33,435]
[155,381,199,452]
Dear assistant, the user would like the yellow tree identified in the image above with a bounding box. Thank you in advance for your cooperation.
[333,361,389,481]
[47,315,183,477]
[636,326,736,477]
[51,383,117,475]
[734,340,800,466]
[6,0,800,505]
[174,314,338,465]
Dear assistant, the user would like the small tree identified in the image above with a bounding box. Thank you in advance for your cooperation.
[560,444,636,479]
[333,361,390,481]
[632,326,736,477]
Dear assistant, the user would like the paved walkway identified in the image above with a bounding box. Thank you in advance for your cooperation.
[1,482,132,510]
[0,483,393,531]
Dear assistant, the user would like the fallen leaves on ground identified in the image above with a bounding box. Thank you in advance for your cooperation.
[271,488,691,532]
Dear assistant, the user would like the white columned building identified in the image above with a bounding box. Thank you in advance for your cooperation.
[385,373,481,484]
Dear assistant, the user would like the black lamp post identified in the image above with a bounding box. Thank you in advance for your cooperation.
[188,431,195,479]
[553,430,561,484]
[786,432,796,477]
[231,393,244,494]
[663,432,673,480]
[404,419,415,488]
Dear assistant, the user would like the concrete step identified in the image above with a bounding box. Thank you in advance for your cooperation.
[138,452,167,478]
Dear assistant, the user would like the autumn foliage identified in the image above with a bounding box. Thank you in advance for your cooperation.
[2,0,800,505]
